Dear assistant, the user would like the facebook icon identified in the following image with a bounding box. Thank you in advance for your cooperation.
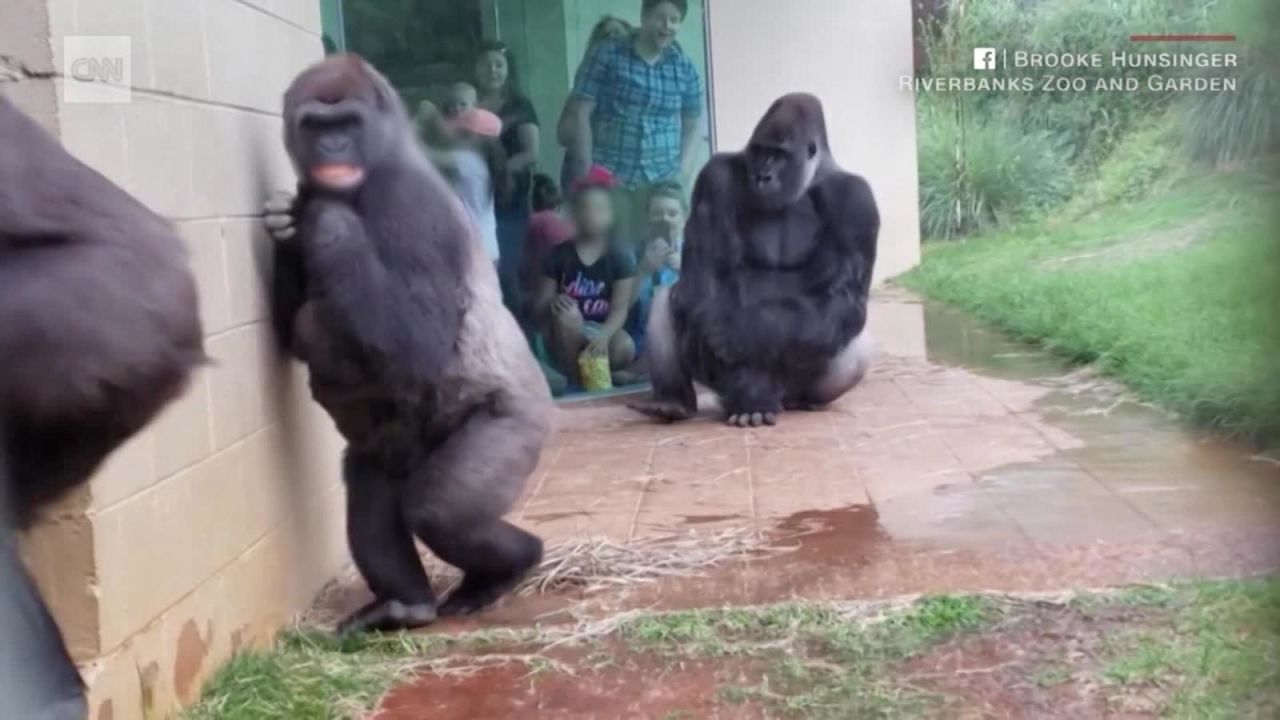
[973,48,997,70]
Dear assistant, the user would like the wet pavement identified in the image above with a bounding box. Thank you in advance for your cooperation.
[314,289,1280,630]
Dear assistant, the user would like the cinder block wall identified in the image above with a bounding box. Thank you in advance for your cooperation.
[5,2,350,718]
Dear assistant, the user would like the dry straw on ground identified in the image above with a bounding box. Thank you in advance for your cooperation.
[301,526,787,629]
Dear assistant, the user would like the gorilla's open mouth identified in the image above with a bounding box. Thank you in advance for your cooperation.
[310,163,366,190]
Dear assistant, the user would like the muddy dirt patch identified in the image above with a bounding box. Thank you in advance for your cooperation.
[374,643,768,720]
[900,602,1173,719]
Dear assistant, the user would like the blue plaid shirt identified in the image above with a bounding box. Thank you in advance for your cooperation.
[571,37,703,187]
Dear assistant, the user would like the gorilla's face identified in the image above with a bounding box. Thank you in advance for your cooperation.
[288,97,385,194]
[746,138,817,210]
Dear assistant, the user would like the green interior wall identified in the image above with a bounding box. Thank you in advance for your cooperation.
[324,0,713,190]
[493,0,571,177]
[495,0,712,186]
[319,0,346,52]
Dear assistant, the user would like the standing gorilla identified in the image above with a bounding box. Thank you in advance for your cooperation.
[269,55,553,634]
[0,96,205,718]
[630,93,879,427]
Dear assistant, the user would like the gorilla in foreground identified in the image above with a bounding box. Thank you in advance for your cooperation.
[269,55,553,634]
[630,93,879,427]
[0,96,205,718]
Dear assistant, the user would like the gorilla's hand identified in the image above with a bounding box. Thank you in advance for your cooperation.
[264,190,298,242]
[701,311,740,364]
[301,199,364,260]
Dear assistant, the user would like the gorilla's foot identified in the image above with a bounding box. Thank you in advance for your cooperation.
[726,410,778,427]
[438,570,530,618]
[626,397,695,423]
[337,598,437,635]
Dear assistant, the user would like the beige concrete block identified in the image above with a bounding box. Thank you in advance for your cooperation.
[2,78,59,136]
[266,22,327,107]
[280,482,349,607]
[206,325,267,450]
[188,105,253,218]
[283,0,325,35]
[84,517,314,719]
[188,108,293,219]
[56,98,130,188]
[0,0,55,74]
[47,0,76,41]
[151,371,215,480]
[146,0,212,99]
[222,218,271,327]
[179,219,232,334]
[122,96,196,219]
[21,503,100,663]
[202,0,275,112]
[89,429,157,512]
[237,427,290,544]
[93,448,243,650]
[73,0,155,89]
[251,112,298,196]
[241,0,324,35]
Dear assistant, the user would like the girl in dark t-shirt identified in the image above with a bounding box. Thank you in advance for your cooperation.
[535,174,637,385]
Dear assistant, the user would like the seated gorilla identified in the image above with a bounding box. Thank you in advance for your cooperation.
[0,96,204,719]
[629,93,879,427]
[269,55,553,634]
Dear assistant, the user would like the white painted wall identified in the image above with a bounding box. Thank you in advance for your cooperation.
[705,0,921,283]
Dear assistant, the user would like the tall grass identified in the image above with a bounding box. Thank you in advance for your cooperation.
[913,0,1235,240]
[1063,114,1187,216]
[1183,62,1280,166]
[918,101,1074,239]
[904,168,1280,444]
[917,0,1216,168]
[1181,0,1280,166]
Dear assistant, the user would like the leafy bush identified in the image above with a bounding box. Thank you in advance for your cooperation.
[918,102,1074,239]
[918,0,1215,168]
[1064,114,1187,216]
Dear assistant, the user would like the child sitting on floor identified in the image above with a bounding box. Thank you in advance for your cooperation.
[627,181,687,358]
[534,166,638,390]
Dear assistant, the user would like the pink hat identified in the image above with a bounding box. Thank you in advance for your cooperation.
[570,164,617,196]
[450,107,502,138]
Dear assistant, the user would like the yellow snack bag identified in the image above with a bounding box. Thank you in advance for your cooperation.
[578,350,613,392]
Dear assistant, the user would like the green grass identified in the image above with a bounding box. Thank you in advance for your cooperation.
[900,165,1280,444]
[187,582,1280,719]
[1098,580,1280,719]
[621,596,997,719]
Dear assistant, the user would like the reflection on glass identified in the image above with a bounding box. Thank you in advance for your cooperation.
[334,0,711,400]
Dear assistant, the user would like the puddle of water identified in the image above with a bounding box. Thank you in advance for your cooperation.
[681,513,746,525]
[578,507,901,615]
[915,301,1280,527]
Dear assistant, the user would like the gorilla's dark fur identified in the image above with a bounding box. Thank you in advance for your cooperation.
[631,93,879,427]
[0,95,204,719]
[270,55,552,634]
